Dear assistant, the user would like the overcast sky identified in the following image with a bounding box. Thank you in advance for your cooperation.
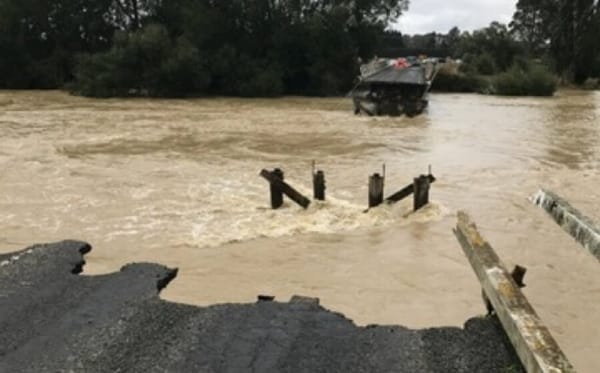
[394,0,518,34]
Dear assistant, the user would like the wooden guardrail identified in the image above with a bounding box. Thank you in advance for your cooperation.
[532,189,600,262]
[454,211,575,373]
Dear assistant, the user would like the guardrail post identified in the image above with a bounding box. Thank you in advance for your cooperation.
[368,173,384,208]
[413,175,430,211]
[270,168,284,209]
[313,170,326,201]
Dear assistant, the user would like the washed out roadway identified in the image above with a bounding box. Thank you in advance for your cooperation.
[0,241,523,373]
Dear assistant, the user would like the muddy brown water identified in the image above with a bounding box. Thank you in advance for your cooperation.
[1,90,599,372]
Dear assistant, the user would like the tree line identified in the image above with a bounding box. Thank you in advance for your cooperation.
[0,0,409,97]
[1,0,598,97]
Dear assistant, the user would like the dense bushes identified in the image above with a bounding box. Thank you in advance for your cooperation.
[431,68,488,93]
[432,59,556,97]
[72,25,210,97]
[70,2,375,97]
[459,53,497,76]
[68,4,374,97]
[493,61,557,96]
[431,63,489,93]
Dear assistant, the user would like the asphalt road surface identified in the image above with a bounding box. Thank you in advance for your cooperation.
[0,241,523,373]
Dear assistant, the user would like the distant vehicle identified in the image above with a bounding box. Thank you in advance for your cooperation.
[349,57,438,117]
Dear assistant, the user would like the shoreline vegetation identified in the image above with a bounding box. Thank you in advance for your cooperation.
[1,1,598,99]
[431,59,558,97]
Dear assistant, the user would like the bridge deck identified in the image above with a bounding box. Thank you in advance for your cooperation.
[0,241,523,373]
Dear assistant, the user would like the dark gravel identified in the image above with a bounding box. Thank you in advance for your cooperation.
[0,241,524,373]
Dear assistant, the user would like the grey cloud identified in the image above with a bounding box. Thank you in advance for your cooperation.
[394,0,518,34]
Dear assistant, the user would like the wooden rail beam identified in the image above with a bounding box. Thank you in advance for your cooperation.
[454,211,575,373]
[260,169,311,209]
[532,188,600,262]
[385,174,436,204]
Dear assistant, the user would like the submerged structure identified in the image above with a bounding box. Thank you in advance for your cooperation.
[350,58,438,117]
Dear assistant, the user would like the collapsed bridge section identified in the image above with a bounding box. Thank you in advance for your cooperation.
[0,240,524,373]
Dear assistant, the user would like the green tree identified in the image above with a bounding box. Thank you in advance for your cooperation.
[443,26,461,57]
[108,0,161,30]
[511,0,600,83]
[510,0,551,56]
[1,0,412,95]
[457,22,522,72]
[0,0,116,88]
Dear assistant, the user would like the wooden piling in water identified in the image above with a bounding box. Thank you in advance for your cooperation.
[413,175,430,211]
[313,170,326,201]
[270,168,284,209]
[368,173,384,208]
[454,211,575,373]
[260,169,311,209]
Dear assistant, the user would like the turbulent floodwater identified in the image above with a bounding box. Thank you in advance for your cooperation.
[1,90,599,372]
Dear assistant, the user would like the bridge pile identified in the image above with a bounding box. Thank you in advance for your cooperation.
[260,164,436,212]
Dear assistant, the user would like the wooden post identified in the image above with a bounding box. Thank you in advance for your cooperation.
[313,170,326,201]
[270,168,284,209]
[368,173,384,208]
[511,265,527,288]
[413,175,430,211]
[260,169,311,209]
[532,188,600,261]
[454,211,575,373]
[483,265,527,314]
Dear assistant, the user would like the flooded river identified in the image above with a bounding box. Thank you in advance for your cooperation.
[1,90,599,372]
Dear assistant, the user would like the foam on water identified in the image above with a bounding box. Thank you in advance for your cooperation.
[189,192,449,249]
